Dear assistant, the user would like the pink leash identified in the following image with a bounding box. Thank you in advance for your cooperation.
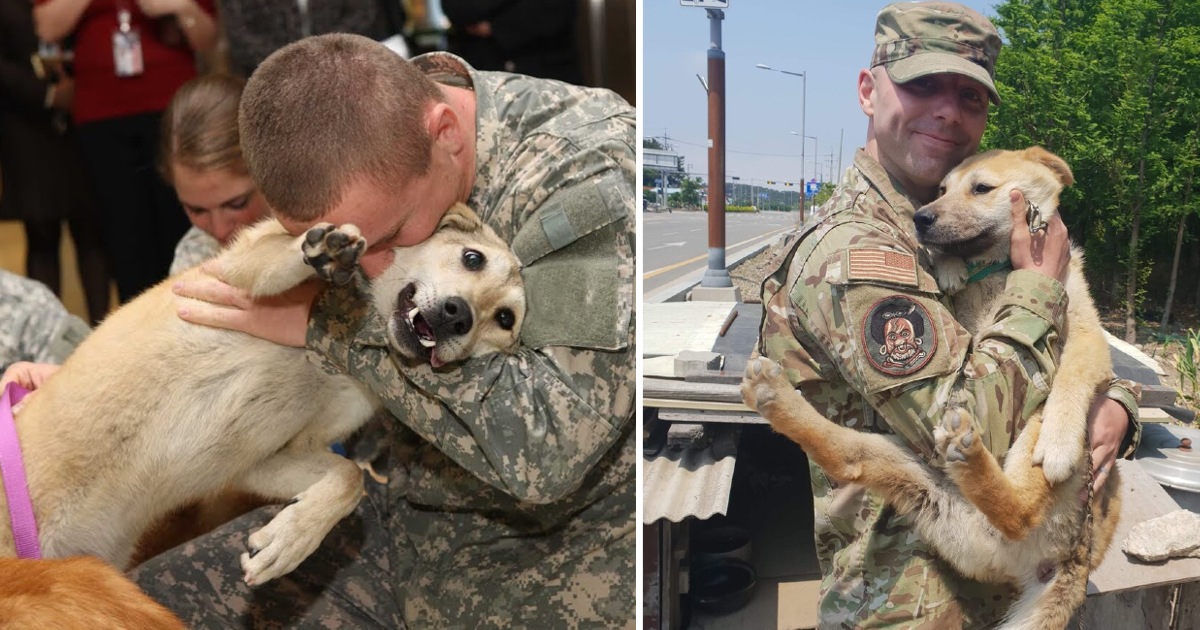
[0,382,41,558]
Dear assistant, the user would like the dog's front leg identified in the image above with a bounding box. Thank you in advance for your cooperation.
[216,220,365,297]
[1033,267,1113,484]
[233,449,365,585]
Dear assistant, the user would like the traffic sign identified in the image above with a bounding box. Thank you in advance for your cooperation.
[680,0,729,7]
[805,180,820,196]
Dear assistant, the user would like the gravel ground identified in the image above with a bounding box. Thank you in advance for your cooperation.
[729,246,779,304]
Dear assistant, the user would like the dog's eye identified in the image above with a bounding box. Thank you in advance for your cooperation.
[937,185,946,198]
[462,249,485,271]
[973,183,995,195]
[495,308,516,331]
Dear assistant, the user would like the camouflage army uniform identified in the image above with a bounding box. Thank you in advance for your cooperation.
[133,52,635,629]
[169,226,221,275]
[0,269,90,371]
[755,149,1140,629]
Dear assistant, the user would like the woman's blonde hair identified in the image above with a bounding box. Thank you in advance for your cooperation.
[160,73,248,184]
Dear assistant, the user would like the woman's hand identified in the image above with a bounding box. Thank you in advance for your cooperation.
[172,262,320,348]
[1,362,61,413]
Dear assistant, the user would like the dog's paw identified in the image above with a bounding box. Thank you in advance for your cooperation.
[934,257,969,295]
[239,500,326,586]
[742,357,790,412]
[1032,431,1080,485]
[935,407,981,466]
[302,223,365,286]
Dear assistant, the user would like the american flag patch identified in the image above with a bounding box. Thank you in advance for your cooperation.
[846,249,917,286]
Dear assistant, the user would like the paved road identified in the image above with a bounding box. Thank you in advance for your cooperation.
[642,210,799,295]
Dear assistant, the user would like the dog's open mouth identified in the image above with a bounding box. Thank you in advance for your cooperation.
[393,283,440,365]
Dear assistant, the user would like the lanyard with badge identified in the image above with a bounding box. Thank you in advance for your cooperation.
[112,2,144,77]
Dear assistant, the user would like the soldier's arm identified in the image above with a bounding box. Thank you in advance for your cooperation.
[1105,377,1141,458]
[309,137,635,502]
[790,227,1068,461]
[0,273,88,372]
[308,218,634,504]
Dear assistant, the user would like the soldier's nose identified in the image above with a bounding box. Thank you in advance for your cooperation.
[913,209,937,232]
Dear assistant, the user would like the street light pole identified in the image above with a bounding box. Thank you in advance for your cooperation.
[757,63,807,220]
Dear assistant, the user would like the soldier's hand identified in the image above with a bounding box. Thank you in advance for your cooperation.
[1080,396,1128,504]
[1009,189,1070,285]
[172,261,319,348]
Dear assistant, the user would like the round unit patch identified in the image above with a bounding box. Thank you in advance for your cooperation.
[862,295,936,376]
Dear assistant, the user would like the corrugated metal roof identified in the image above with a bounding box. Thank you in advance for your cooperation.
[642,424,741,524]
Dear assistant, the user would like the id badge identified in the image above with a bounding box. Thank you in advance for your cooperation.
[112,10,143,77]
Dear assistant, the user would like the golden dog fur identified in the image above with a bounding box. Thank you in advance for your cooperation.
[0,203,524,598]
[743,147,1119,630]
[0,557,186,629]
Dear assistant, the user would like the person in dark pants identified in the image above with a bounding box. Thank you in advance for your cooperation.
[33,0,218,302]
[0,0,110,324]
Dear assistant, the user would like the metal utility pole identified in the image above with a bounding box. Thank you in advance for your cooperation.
[700,7,730,288]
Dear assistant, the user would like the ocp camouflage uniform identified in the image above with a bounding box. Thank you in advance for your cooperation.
[132,52,635,629]
[169,226,221,276]
[755,148,1140,629]
[0,269,90,371]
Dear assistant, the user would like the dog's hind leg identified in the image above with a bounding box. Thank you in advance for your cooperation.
[233,449,365,586]
[937,409,1052,540]
[742,358,938,513]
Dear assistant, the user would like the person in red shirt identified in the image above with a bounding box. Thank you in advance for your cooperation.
[33,0,217,302]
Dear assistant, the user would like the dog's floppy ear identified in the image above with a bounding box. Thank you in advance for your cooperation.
[1023,146,1075,187]
[437,202,483,234]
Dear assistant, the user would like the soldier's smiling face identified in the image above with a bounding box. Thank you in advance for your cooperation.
[859,67,989,204]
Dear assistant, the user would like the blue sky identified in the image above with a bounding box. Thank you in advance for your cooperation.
[642,1,997,189]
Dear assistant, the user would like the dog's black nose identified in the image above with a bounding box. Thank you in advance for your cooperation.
[437,297,474,337]
[913,209,936,231]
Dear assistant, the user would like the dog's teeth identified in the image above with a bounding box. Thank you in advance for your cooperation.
[408,307,419,322]
[418,337,436,348]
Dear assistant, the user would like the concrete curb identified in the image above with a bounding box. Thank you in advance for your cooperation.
[644,235,781,304]
[1104,330,1167,377]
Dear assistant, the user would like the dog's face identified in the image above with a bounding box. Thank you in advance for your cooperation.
[370,203,525,368]
[914,146,1074,262]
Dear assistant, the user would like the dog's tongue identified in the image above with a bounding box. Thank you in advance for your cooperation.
[430,352,445,369]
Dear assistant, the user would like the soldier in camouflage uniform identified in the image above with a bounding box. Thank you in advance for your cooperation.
[0,269,89,373]
[133,35,634,629]
[754,3,1140,628]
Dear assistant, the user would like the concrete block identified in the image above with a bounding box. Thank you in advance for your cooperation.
[675,350,723,377]
[688,286,742,303]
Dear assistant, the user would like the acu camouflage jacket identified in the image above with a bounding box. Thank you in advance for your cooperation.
[305,53,636,526]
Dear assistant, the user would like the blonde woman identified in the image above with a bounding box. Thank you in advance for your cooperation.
[159,73,270,274]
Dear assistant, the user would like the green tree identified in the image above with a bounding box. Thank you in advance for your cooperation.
[987,0,1200,342]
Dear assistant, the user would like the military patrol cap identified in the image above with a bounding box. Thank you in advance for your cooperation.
[871,2,1002,104]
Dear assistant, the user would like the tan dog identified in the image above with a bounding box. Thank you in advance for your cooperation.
[0,203,524,589]
[743,147,1119,630]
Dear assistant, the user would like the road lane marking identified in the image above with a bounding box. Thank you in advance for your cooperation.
[643,225,793,280]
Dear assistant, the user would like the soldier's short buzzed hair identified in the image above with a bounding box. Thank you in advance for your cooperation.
[239,34,445,222]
